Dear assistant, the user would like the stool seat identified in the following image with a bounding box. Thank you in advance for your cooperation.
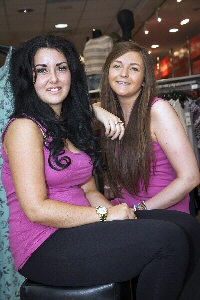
[20,279,133,300]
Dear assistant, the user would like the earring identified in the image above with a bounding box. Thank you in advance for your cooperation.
[33,80,35,85]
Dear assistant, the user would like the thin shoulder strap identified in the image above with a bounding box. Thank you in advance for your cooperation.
[21,114,48,140]
[23,113,48,143]
[151,97,163,106]
[2,118,16,142]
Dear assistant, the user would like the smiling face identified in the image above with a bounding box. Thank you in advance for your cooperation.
[108,51,145,104]
[33,48,71,116]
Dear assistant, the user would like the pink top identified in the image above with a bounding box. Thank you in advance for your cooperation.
[111,98,190,213]
[1,118,93,270]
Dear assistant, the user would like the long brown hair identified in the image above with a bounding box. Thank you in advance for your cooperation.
[100,41,157,198]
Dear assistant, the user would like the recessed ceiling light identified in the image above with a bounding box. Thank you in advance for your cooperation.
[177,0,182,2]
[55,24,68,28]
[18,8,33,13]
[151,45,159,49]
[180,19,189,25]
[169,29,179,32]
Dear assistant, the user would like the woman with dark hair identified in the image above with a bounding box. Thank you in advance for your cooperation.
[100,41,200,213]
[1,35,200,300]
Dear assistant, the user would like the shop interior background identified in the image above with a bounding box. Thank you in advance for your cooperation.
[0,0,200,79]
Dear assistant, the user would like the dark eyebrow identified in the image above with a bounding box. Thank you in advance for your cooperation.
[56,62,67,66]
[34,62,67,68]
[34,64,47,68]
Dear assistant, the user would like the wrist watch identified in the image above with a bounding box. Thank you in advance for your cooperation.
[96,206,108,222]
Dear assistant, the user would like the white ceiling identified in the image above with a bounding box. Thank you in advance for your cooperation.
[1,0,200,67]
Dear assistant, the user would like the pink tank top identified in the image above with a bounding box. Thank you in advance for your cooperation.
[1,118,94,270]
[111,98,190,213]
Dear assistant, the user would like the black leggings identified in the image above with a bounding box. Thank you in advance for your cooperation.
[20,210,200,300]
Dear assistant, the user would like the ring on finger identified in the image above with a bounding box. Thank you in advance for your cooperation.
[116,121,124,126]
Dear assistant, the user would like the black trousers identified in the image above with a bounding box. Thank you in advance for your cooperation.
[20,210,200,300]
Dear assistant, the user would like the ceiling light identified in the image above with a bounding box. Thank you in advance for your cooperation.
[169,29,179,32]
[180,19,189,25]
[55,24,68,28]
[144,22,149,34]
[151,45,159,49]
[177,0,182,2]
[156,8,162,22]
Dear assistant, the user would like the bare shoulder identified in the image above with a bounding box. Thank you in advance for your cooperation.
[150,99,182,140]
[151,99,173,114]
[151,99,177,121]
[5,118,42,136]
[4,118,44,152]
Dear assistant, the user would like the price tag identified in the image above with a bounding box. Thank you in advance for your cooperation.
[185,112,191,126]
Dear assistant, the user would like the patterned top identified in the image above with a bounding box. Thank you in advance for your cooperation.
[1,118,94,270]
[83,35,113,76]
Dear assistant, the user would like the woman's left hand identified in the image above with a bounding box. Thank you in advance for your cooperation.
[92,103,125,140]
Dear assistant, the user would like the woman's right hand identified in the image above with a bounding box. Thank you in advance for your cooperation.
[107,203,137,221]
[92,103,124,140]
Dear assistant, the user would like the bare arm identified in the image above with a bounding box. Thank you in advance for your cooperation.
[146,100,200,210]
[81,176,136,220]
[80,176,113,208]
[4,119,135,228]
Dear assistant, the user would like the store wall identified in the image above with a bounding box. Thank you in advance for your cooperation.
[155,33,200,80]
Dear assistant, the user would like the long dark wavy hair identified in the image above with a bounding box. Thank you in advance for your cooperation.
[9,35,101,170]
[100,41,157,197]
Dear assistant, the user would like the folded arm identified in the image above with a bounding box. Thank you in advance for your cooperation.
[92,102,124,140]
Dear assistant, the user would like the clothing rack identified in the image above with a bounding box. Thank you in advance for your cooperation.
[157,74,200,93]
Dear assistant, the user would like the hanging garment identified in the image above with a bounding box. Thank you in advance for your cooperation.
[169,98,187,132]
[0,47,25,300]
[190,100,200,150]
[168,97,200,165]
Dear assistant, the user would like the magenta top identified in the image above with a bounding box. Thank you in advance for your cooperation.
[1,118,93,270]
[111,98,190,213]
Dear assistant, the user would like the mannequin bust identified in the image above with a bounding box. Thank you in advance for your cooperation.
[83,29,113,91]
[117,9,135,41]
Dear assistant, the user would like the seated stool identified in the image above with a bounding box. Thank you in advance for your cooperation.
[20,279,135,300]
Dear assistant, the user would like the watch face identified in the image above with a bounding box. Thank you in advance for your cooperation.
[98,207,107,214]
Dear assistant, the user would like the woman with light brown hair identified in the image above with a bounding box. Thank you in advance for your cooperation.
[100,41,199,213]
[99,40,200,299]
